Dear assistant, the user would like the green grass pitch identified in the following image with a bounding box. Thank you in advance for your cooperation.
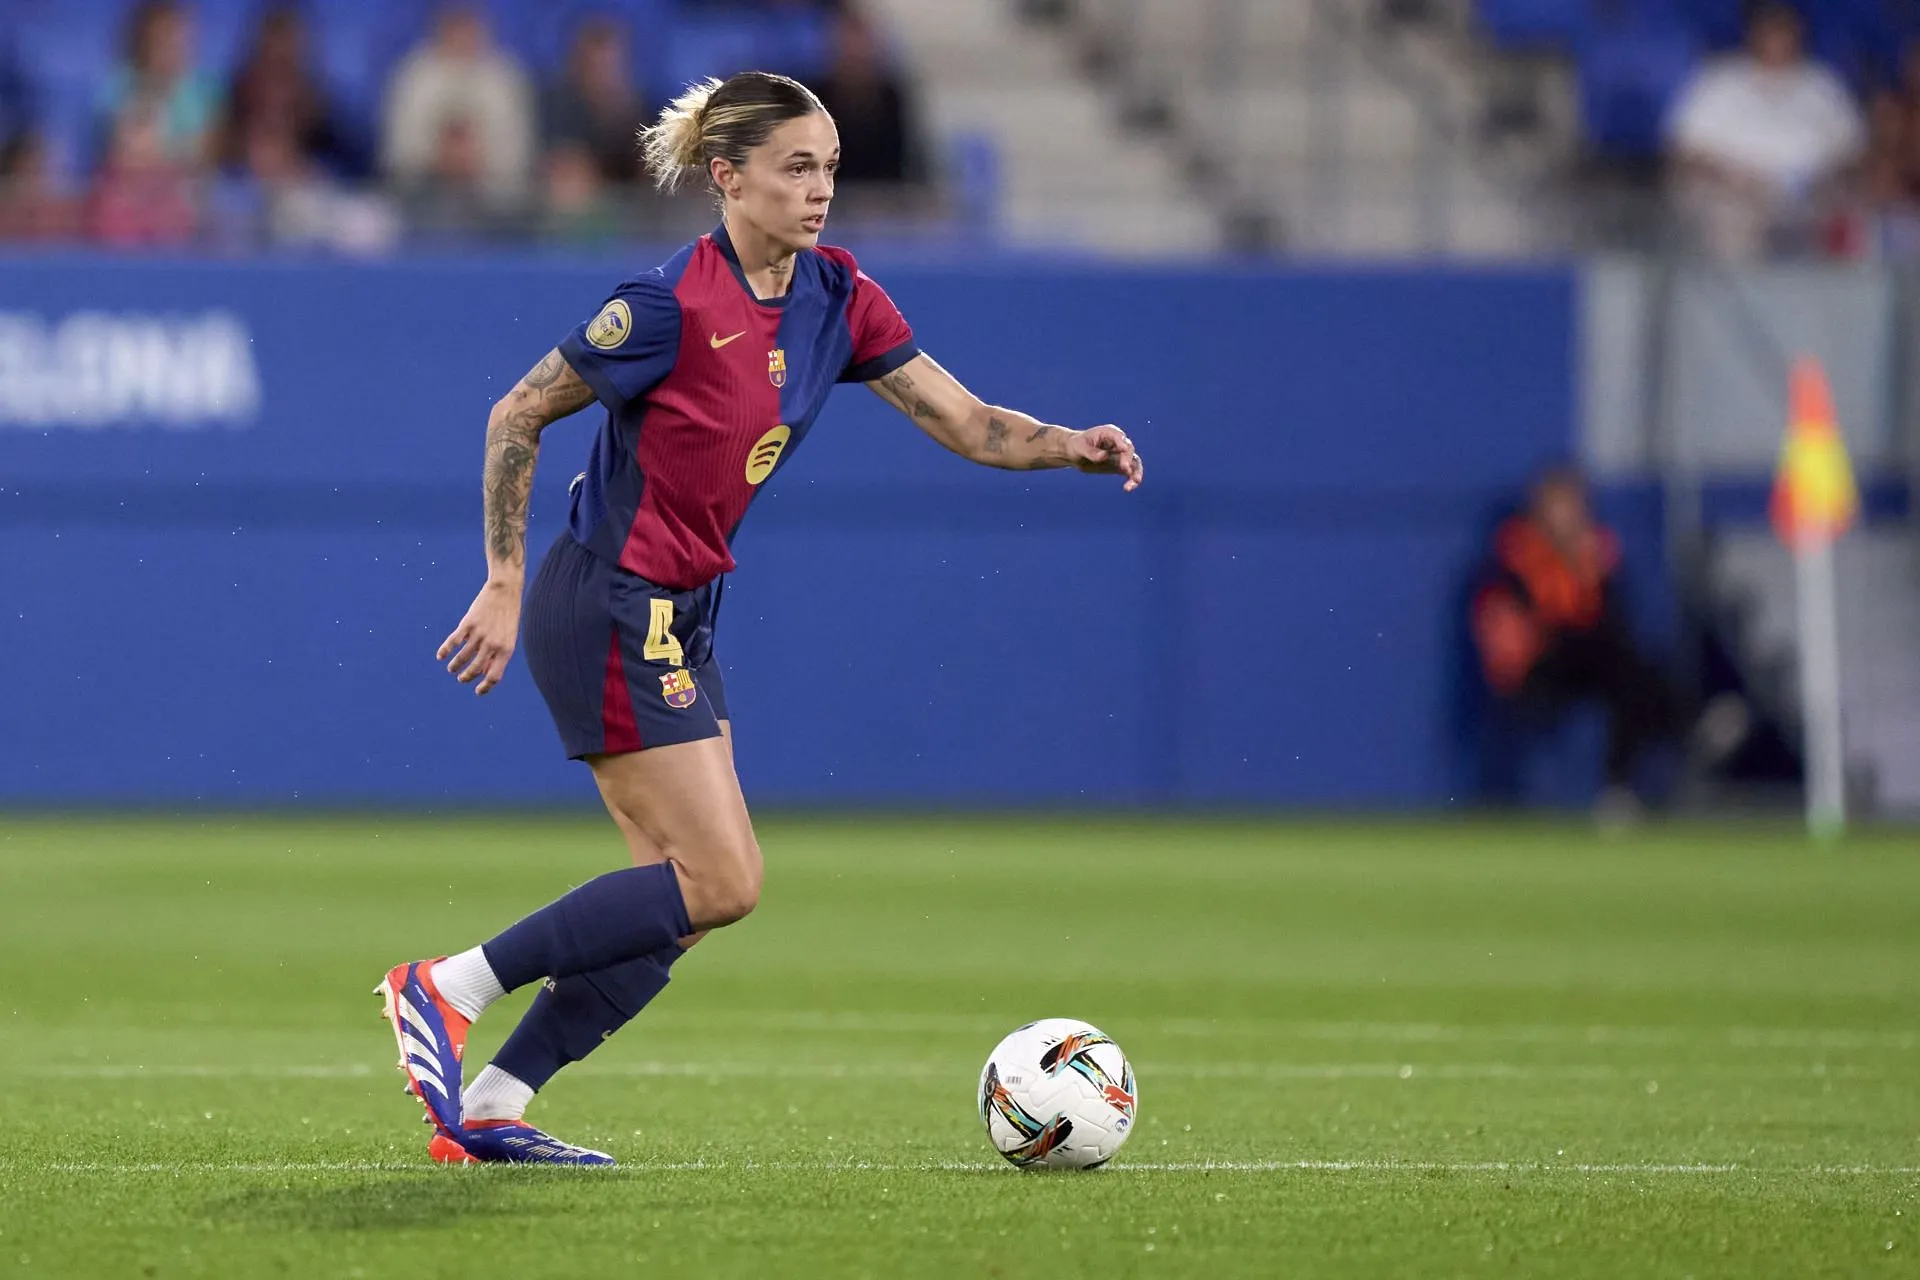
[1,814,1915,1278]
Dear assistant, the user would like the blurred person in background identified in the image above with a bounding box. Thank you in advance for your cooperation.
[541,15,644,185]
[97,0,222,171]
[86,106,198,247]
[1666,2,1864,260]
[219,5,346,176]
[383,3,535,217]
[537,141,622,247]
[0,134,81,241]
[1472,468,1746,820]
[399,115,513,243]
[811,7,924,191]
[1852,83,1920,258]
[208,120,399,255]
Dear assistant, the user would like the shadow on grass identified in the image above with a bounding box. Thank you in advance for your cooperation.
[211,1168,658,1232]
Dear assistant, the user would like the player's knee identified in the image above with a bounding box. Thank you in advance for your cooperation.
[683,836,761,927]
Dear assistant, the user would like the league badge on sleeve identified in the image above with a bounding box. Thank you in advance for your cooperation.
[767,347,787,388]
[586,299,632,350]
[659,668,699,709]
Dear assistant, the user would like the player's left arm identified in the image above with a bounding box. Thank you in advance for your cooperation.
[867,353,1144,491]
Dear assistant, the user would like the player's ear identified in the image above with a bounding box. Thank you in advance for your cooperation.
[710,156,740,199]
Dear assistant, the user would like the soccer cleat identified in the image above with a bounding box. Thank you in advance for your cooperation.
[375,959,470,1136]
[427,1120,616,1166]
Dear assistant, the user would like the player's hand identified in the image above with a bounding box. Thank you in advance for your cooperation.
[438,579,521,696]
[1068,425,1144,492]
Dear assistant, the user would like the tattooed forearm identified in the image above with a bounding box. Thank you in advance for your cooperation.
[484,417,540,567]
[866,353,1067,470]
[481,350,594,574]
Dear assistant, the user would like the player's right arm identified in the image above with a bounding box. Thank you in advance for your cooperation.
[438,349,595,695]
[440,272,682,696]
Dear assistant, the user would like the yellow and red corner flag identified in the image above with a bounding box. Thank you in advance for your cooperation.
[1770,356,1858,550]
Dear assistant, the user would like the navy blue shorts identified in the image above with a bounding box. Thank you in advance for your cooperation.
[521,533,729,759]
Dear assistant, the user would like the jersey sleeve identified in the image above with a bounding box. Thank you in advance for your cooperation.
[838,269,920,383]
[558,271,683,410]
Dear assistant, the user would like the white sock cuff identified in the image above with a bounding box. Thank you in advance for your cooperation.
[464,1064,535,1122]
[431,947,507,1022]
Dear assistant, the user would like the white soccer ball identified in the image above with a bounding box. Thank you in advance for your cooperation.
[978,1018,1137,1169]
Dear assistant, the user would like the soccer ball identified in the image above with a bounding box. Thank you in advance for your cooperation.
[978,1018,1137,1169]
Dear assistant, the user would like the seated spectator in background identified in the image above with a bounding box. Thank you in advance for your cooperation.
[86,107,198,247]
[1471,469,1745,818]
[812,8,924,189]
[541,16,643,184]
[537,142,621,246]
[97,0,222,170]
[1854,85,1920,257]
[0,134,81,241]
[398,116,514,243]
[383,4,534,214]
[220,5,345,176]
[1666,2,1864,260]
[207,121,399,255]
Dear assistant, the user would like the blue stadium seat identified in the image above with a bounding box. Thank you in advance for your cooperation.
[1578,20,1701,158]
[308,0,435,143]
[1476,0,1590,52]
[8,0,120,177]
[660,16,767,95]
[492,0,672,80]
[189,0,258,84]
[1673,0,1744,49]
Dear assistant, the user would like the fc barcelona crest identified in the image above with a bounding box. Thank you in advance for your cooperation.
[659,668,698,709]
[767,347,787,388]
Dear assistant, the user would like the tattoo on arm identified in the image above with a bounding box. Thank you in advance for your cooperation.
[484,418,540,566]
[985,415,1010,455]
[880,367,938,420]
[1025,424,1054,445]
[482,350,594,570]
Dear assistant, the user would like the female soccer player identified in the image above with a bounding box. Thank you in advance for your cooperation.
[378,70,1144,1165]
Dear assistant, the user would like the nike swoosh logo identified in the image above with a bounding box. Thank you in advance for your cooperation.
[710,331,746,349]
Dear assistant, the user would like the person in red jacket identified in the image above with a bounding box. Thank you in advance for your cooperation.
[1472,468,1740,810]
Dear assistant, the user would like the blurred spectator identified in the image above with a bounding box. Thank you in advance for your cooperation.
[86,107,198,247]
[812,9,924,188]
[383,4,535,213]
[538,142,622,246]
[219,5,345,176]
[0,134,81,241]
[96,1,222,170]
[398,116,513,243]
[1471,469,1745,818]
[1665,2,1864,260]
[541,16,643,184]
[207,121,400,255]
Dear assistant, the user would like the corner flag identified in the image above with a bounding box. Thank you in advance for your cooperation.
[1769,357,1858,550]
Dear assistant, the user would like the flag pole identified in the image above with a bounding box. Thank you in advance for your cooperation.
[1772,356,1857,842]
[1794,533,1845,840]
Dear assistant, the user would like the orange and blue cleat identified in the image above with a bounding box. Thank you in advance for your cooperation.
[428,1120,617,1166]
[375,959,470,1137]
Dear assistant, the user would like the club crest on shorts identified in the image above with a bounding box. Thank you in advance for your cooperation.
[767,347,787,388]
[585,298,631,350]
[659,668,698,709]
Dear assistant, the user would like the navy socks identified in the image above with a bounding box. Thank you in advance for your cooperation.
[480,861,692,994]
[491,944,684,1090]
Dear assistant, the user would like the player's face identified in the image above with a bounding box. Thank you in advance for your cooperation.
[737,112,840,252]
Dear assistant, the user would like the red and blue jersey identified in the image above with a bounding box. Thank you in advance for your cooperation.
[556,224,919,590]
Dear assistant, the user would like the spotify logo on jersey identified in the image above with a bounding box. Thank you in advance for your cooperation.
[745,425,791,485]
